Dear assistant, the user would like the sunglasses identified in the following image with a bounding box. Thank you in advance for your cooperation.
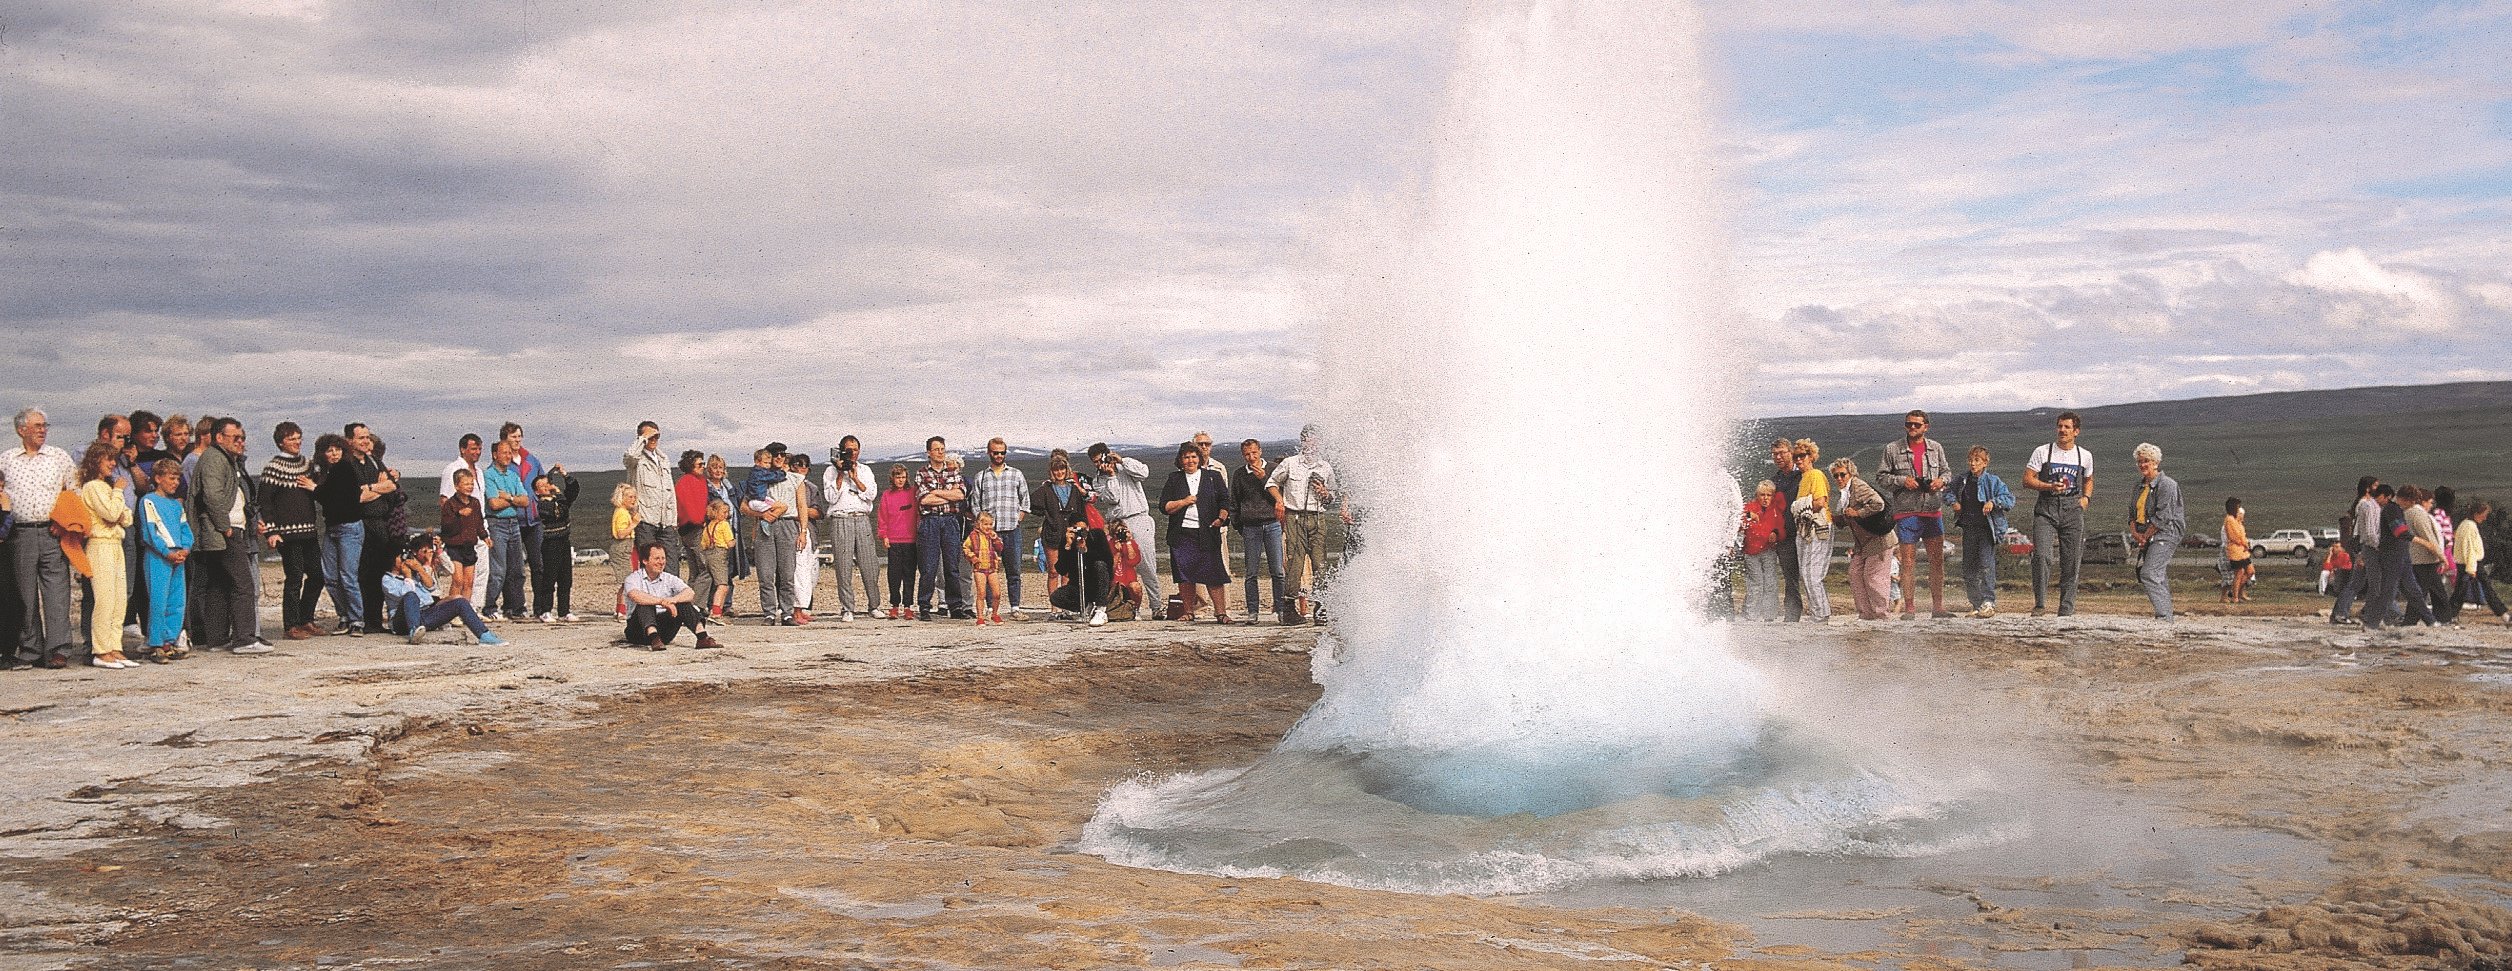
[1904,421,1926,428]
[988,450,1007,456]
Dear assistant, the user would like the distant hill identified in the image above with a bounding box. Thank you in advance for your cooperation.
[1747,381,2512,541]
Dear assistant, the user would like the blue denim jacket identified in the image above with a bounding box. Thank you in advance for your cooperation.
[1942,472,2014,537]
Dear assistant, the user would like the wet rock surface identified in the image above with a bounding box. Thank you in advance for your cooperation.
[0,612,2508,969]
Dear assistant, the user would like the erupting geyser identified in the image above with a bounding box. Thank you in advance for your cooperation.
[1080,0,2005,895]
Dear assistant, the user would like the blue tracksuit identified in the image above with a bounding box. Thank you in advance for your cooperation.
[140,492,194,647]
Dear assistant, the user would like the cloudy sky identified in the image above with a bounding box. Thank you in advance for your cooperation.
[5,0,2507,465]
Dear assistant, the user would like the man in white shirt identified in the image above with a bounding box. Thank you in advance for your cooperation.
[1266,424,1346,624]
[822,437,880,621]
[3,407,79,667]
[622,543,721,650]
[1086,442,1162,611]
[2022,411,2094,618]
[440,433,489,604]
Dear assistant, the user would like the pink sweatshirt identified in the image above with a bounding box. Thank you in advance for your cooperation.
[877,487,919,545]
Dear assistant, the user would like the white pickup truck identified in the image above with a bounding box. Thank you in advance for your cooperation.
[2250,529,2316,558]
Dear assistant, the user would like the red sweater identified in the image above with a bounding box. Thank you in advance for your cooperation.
[675,473,709,528]
[1741,494,1786,555]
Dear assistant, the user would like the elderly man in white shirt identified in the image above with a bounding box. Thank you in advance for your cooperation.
[1085,442,1162,612]
[4,407,80,667]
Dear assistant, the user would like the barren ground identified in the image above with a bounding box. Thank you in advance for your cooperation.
[4,594,2511,970]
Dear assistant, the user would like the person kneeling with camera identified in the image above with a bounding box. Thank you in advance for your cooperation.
[624,541,722,650]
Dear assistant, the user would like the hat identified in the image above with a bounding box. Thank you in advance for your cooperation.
[765,442,789,455]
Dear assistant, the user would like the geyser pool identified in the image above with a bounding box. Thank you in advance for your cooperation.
[1079,0,2008,894]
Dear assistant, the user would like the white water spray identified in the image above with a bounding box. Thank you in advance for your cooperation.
[1281,0,1759,814]
[1081,0,2004,893]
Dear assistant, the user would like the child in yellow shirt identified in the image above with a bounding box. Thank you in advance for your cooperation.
[964,511,1005,625]
[698,499,735,618]
[611,483,638,619]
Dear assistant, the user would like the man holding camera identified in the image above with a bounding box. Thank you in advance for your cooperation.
[822,436,880,622]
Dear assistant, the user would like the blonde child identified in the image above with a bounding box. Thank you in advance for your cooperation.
[611,483,639,619]
[965,511,1005,624]
[699,498,736,618]
[79,448,136,668]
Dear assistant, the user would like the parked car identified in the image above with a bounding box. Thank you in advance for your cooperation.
[2083,532,2134,564]
[2181,533,2221,550]
[2002,528,2033,557]
[2315,528,2341,548]
[574,546,610,566]
[2252,529,2316,558]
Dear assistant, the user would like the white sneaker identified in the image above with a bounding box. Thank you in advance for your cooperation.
[539,612,557,624]
[561,612,581,623]
[1088,607,1108,627]
[839,610,854,623]
[231,642,274,655]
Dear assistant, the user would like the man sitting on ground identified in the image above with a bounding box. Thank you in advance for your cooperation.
[623,542,722,650]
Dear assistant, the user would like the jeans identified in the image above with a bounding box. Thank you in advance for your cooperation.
[278,534,322,629]
[485,518,527,617]
[534,529,574,617]
[755,519,799,619]
[997,527,1025,608]
[2136,530,2179,619]
[1961,527,2000,609]
[1742,550,1781,621]
[12,526,72,660]
[2356,545,2393,628]
[322,521,364,627]
[1239,520,1286,616]
[395,592,489,639]
[2031,498,2084,615]
[917,516,968,612]
[1796,534,1832,622]
[831,516,881,614]
[2332,540,2369,622]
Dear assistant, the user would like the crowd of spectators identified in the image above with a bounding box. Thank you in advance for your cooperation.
[0,408,1351,671]
[1736,409,2503,626]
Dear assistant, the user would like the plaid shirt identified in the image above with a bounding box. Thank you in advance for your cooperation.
[914,464,968,518]
[972,465,1029,527]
